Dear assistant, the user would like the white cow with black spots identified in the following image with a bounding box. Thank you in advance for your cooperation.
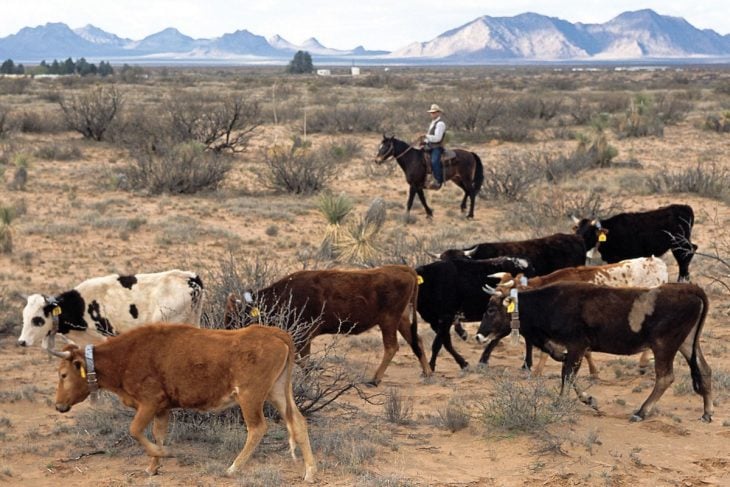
[18,269,204,351]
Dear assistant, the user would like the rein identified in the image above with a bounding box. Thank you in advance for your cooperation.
[382,140,417,161]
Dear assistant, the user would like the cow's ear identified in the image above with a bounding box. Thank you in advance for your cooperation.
[72,359,83,370]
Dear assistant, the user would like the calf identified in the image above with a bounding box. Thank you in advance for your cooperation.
[477,282,712,422]
[416,256,533,371]
[573,204,696,281]
[52,324,316,481]
[224,265,431,385]
[489,256,669,375]
[19,270,204,351]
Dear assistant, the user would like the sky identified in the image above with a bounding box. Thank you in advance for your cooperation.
[1,0,728,51]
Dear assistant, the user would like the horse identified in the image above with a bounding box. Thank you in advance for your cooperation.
[375,134,484,219]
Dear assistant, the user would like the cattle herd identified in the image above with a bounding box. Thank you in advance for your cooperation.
[16,202,714,481]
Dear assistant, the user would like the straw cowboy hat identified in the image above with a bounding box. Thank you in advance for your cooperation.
[427,104,443,113]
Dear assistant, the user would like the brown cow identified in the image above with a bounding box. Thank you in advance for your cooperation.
[52,324,316,481]
[224,265,432,385]
[487,256,669,376]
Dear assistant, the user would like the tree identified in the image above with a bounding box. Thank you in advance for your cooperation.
[286,50,314,74]
[98,61,114,77]
[0,59,15,74]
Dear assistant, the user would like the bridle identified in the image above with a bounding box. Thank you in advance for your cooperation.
[377,139,417,162]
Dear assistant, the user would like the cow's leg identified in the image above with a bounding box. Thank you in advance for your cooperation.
[631,350,675,422]
[369,323,400,386]
[638,350,652,374]
[228,396,268,474]
[677,338,713,422]
[453,320,468,341]
[415,189,434,218]
[562,349,597,409]
[267,368,316,482]
[532,349,547,376]
[146,410,170,476]
[437,325,469,370]
[397,317,432,378]
[129,404,169,460]
[523,340,534,371]
[585,351,599,378]
[428,322,444,371]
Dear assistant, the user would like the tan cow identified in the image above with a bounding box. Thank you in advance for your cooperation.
[488,256,668,376]
[52,324,316,482]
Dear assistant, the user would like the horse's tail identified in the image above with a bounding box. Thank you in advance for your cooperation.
[472,152,485,192]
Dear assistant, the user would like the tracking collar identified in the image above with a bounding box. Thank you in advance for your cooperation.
[84,344,99,402]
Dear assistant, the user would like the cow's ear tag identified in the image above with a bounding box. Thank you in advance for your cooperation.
[52,306,62,317]
[250,307,260,318]
[598,231,607,242]
[80,367,87,379]
[506,301,516,313]
[417,275,424,285]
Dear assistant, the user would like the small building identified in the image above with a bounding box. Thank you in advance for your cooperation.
[350,66,360,76]
[316,69,331,76]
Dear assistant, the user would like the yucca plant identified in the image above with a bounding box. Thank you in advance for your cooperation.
[317,192,353,259]
[336,198,386,265]
[0,205,15,254]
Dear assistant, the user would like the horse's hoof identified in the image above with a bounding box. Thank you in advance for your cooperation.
[701,413,713,423]
[366,379,380,387]
[459,362,470,370]
[629,413,644,422]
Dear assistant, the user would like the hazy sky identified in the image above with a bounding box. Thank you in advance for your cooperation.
[1,1,728,51]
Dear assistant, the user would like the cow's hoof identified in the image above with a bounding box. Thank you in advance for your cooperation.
[366,380,380,387]
[629,413,644,422]
[701,413,712,423]
[225,465,237,477]
[459,361,470,370]
[145,466,160,477]
[638,366,649,375]
[456,330,468,341]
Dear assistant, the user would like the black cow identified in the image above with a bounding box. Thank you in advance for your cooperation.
[573,204,697,282]
[416,256,534,371]
[439,233,586,276]
[477,282,713,422]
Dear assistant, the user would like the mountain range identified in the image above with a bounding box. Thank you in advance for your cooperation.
[1,9,729,64]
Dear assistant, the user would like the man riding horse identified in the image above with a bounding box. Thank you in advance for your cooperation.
[422,104,446,190]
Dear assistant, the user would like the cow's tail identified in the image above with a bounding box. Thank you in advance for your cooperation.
[689,286,710,395]
[472,152,485,193]
[409,275,424,359]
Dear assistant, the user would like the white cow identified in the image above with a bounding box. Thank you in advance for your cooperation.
[18,270,204,350]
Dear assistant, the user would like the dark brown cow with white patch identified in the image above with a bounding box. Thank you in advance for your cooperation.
[52,324,316,481]
[224,265,431,385]
[477,282,713,422]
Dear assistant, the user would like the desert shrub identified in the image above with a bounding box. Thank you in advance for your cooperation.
[323,137,361,163]
[704,112,730,133]
[0,78,30,95]
[117,141,232,194]
[646,162,730,199]
[491,114,533,142]
[5,154,28,191]
[480,152,542,201]
[567,96,595,125]
[0,205,15,253]
[0,105,8,138]
[476,376,575,433]
[513,94,564,121]
[449,93,505,133]
[305,103,380,134]
[614,94,664,138]
[162,92,261,152]
[654,92,692,124]
[317,192,353,259]
[596,92,630,114]
[13,110,64,133]
[384,388,413,425]
[259,138,339,194]
[33,143,82,161]
[335,197,387,265]
[59,85,123,141]
[433,396,471,432]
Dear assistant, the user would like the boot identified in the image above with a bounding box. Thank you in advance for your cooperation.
[424,175,441,190]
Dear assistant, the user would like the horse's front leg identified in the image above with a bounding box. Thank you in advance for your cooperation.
[415,188,433,219]
[406,185,417,216]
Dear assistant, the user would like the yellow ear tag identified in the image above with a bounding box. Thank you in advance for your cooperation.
[598,232,607,242]
[250,307,260,318]
[80,367,86,379]
[506,301,516,313]
[417,275,424,285]
[52,306,62,317]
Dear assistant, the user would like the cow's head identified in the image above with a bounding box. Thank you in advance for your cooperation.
[375,134,395,164]
[572,217,608,251]
[438,247,477,261]
[476,285,513,345]
[18,294,60,348]
[54,345,90,413]
[223,292,260,329]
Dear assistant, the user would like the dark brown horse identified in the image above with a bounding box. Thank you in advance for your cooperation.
[375,135,484,219]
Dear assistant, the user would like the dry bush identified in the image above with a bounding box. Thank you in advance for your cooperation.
[448,93,505,133]
[476,375,575,433]
[305,103,381,134]
[480,152,542,201]
[384,388,413,425]
[0,205,15,254]
[12,110,65,134]
[0,105,8,138]
[258,138,340,195]
[490,114,533,142]
[614,94,664,138]
[654,92,692,124]
[59,85,123,141]
[513,94,565,122]
[117,142,232,195]
[647,162,730,200]
[0,78,30,96]
[704,112,730,133]
[33,144,83,161]
[433,396,471,432]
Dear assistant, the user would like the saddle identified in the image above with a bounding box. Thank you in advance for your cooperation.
[423,148,457,169]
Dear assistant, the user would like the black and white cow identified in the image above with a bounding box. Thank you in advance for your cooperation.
[18,270,204,350]
[573,204,697,282]
[477,282,713,422]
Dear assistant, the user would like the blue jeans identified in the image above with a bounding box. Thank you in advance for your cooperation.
[430,147,443,183]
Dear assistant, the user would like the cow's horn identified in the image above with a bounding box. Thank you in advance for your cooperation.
[47,348,72,359]
[571,215,580,224]
[488,272,507,279]
[503,279,515,288]
[425,251,440,259]
[482,284,497,295]
[463,246,477,258]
